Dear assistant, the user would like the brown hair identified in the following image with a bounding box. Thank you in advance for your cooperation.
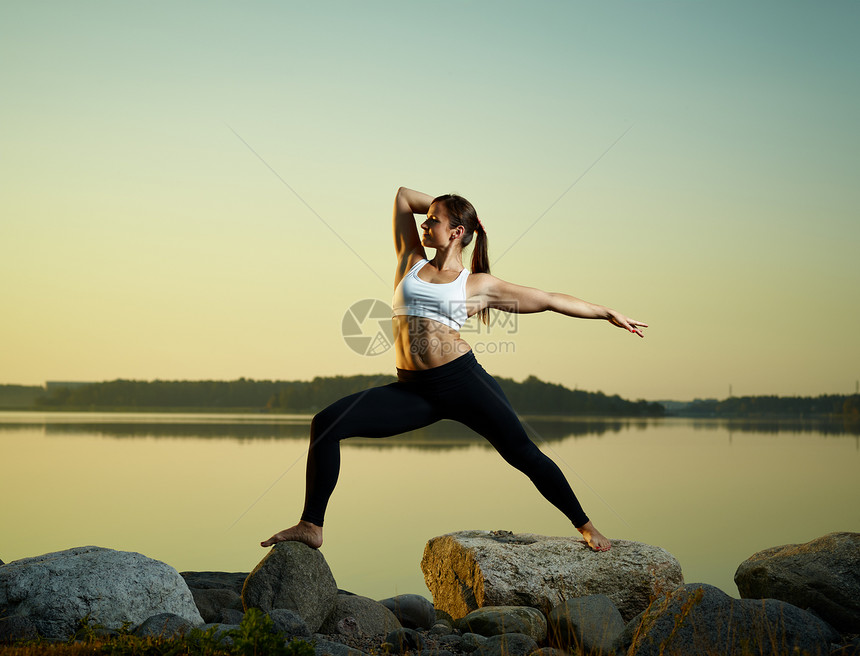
[433,194,490,325]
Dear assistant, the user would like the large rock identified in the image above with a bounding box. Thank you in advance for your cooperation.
[318,594,401,637]
[455,606,547,641]
[547,594,624,655]
[734,531,860,633]
[242,541,338,633]
[421,530,683,622]
[0,546,203,640]
[614,583,840,656]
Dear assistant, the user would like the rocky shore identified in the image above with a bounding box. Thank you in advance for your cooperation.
[1,531,858,655]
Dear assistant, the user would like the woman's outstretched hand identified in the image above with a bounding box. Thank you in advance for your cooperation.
[607,310,648,337]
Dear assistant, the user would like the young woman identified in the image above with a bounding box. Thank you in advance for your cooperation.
[262,187,647,552]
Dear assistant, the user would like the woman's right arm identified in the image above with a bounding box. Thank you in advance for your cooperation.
[393,186,432,266]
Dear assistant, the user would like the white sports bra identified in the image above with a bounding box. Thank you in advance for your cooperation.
[391,259,470,330]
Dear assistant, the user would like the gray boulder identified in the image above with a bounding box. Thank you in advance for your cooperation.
[133,613,195,639]
[456,606,547,641]
[614,583,840,656]
[735,531,860,633]
[318,594,401,637]
[475,632,539,656]
[548,594,623,655]
[421,530,683,622]
[268,608,311,637]
[242,541,338,633]
[0,546,203,640]
[431,621,454,636]
[379,593,436,629]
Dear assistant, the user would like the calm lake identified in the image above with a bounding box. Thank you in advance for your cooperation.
[2,412,858,602]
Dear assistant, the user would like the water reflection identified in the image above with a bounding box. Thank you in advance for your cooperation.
[0,414,652,445]
[0,414,856,445]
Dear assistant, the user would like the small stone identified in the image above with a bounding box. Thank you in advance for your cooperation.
[133,613,195,639]
[461,632,488,652]
[268,608,311,637]
[384,627,427,654]
[528,649,568,656]
[313,635,369,656]
[431,622,454,636]
[456,606,547,641]
[475,632,539,656]
[439,633,463,647]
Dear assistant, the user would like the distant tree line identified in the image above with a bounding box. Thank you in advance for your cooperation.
[679,394,859,418]
[28,375,665,416]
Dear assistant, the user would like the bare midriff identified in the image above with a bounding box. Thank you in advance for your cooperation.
[392,315,472,370]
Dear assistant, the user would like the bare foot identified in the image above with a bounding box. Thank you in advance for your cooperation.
[260,521,323,549]
[577,521,612,552]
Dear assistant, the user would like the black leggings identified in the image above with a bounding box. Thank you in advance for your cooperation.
[300,350,589,528]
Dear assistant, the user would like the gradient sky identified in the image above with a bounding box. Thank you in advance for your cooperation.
[2,1,858,401]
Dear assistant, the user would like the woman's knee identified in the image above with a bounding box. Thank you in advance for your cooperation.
[310,407,347,444]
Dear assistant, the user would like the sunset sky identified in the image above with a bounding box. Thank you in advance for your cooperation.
[2,1,858,401]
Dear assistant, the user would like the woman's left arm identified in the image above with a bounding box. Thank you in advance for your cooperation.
[473,274,648,337]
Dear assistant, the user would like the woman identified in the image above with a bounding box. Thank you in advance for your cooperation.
[262,187,647,552]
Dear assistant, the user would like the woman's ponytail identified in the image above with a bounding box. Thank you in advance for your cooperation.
[432,193,492,326]
[471,223,491,326]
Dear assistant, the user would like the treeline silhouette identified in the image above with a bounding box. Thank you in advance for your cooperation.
[679,394,860,418]
[30,375,664,416]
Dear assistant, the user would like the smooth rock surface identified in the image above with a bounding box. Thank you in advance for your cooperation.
[614,582,840,656]
[548,594,624,655]
[242,541,338,633]
[0,546,203,640]
[318,594,401,637]
[734,531,860,633]
[456,606,547,641]
[379,593,437,629]
[422,530,683,621]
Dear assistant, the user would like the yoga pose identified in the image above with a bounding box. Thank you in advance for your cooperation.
[262,187,647,552]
